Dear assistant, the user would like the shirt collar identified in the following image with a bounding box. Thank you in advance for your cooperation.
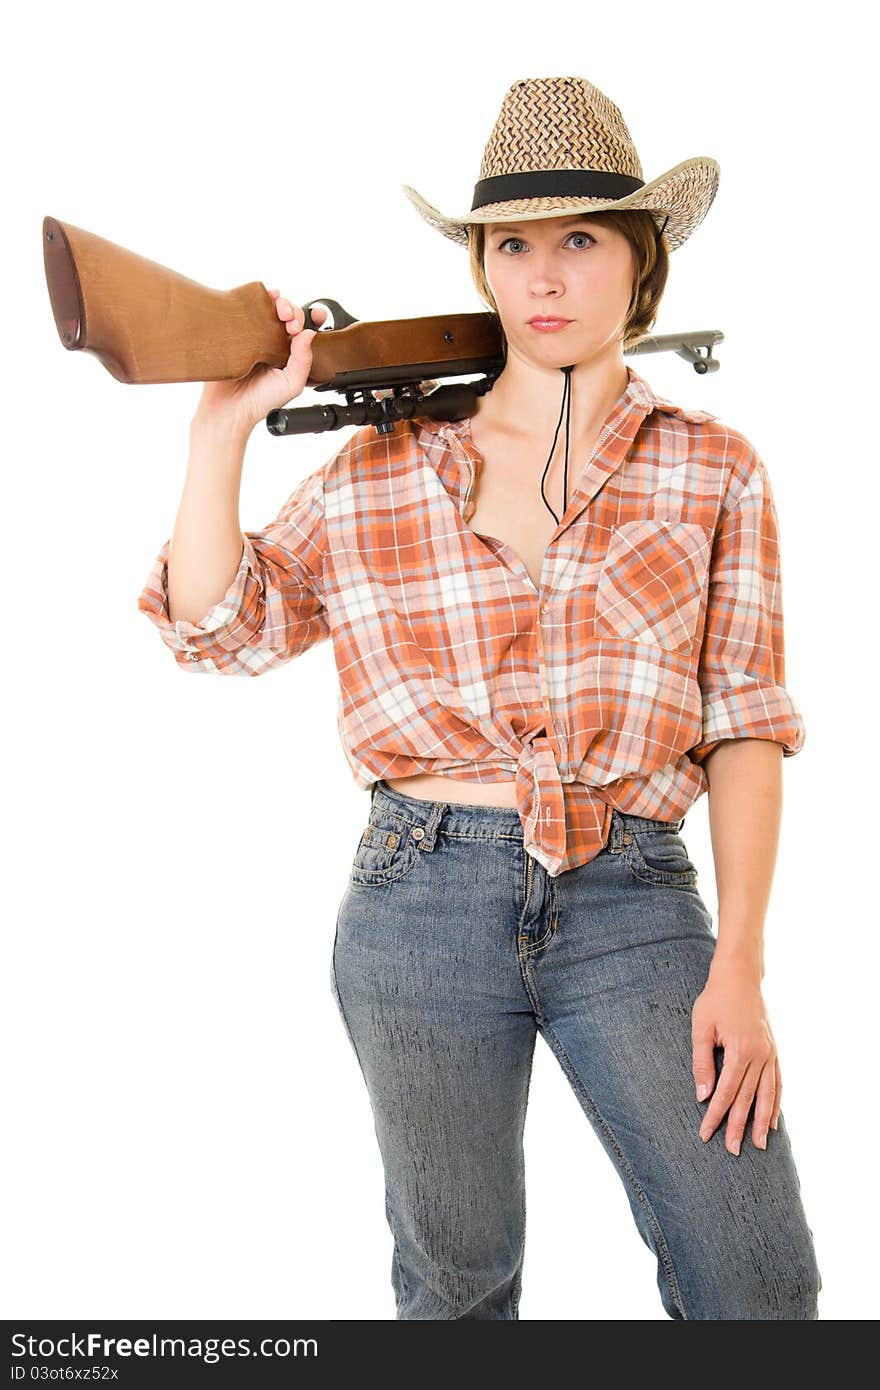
[625,365,720,424]
[413,364,719,536]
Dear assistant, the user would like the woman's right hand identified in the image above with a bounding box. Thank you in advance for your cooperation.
[193,291,329,437]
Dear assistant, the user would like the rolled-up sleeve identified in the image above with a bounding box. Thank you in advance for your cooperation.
[688,446,806,766]
[137,462,330,675]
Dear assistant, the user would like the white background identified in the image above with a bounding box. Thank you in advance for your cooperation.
[4,0,875,1322]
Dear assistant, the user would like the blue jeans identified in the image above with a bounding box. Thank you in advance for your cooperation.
[330,780,821,1320]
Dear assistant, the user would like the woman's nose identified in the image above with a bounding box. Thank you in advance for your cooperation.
[528,266,564,293]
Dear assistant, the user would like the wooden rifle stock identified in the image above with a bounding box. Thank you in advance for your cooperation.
[42,215,504,390]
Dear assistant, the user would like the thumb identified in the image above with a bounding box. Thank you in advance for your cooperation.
[290,327,318,355]
[692,1026,716,1102]
[280,326,317,378]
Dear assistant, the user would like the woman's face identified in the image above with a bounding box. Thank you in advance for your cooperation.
[482,214,635,367]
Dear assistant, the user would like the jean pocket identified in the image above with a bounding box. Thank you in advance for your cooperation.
[595,519,711,652]
[349,809,421,887]
[622,828,699,888]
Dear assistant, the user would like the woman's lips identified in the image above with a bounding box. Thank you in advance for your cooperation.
[528,318,572,332]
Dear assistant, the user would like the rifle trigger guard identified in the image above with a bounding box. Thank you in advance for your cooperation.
[301,298,358,331]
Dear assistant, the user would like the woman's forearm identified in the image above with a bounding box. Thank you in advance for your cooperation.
[702,738,785,981]
[168,413,252,625]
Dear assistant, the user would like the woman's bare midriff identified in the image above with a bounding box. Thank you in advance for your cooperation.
[384,772,519,807]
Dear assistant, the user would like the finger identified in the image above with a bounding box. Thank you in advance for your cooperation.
[751,1058,776,1150]
[280,299,329,335]
[275,297,299,326]
[267,288,322,332]
[698,1049,747,1142]
[299,305,328,334]
[771,1056,782,1129]
[723,1063,761,1155]
[692,1025,716,1103]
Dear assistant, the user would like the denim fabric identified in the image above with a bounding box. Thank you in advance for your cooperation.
[330,780,821,1320]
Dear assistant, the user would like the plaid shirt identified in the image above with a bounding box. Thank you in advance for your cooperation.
[137,365,805,877]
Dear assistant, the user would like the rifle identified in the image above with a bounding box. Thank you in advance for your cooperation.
[43,215,723,439]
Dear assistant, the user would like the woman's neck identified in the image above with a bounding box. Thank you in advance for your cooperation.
[475,356,630,444]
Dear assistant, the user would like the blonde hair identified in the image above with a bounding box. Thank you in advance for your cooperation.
[467,210,669,355]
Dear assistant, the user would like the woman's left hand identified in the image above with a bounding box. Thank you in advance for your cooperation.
[691,958,782,1155]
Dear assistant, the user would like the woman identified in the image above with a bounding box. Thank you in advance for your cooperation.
[138,76,821,1319]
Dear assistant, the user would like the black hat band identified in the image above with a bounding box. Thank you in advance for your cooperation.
[471,169,645,210]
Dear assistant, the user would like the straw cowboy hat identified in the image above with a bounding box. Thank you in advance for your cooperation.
[401,75,720,254]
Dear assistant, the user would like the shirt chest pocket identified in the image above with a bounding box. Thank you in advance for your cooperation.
[594,518,712,653]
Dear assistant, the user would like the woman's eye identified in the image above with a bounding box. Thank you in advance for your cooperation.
[499,232,594,253]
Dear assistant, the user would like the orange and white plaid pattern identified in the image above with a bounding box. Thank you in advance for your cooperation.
[137,366,805,877]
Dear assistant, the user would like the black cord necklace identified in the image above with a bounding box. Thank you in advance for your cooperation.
[540,363,575,526]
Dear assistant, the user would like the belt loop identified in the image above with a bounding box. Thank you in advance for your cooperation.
[413,799,444,853]
[607,806,622,852]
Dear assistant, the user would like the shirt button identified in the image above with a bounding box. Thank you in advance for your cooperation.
[186,652,199,661]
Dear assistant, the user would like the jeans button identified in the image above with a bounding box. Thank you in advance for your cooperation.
[411,826,425,841]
